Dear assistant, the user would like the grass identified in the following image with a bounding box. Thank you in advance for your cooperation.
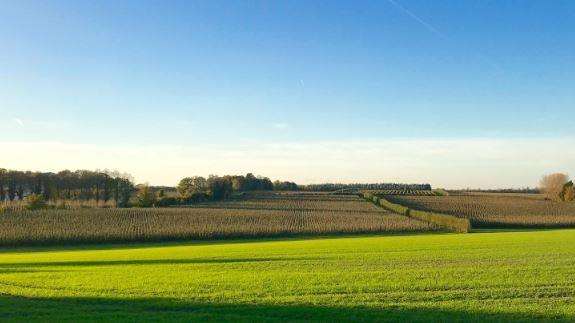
[1,229,575,321]
[387,195,575,228]
[0,195,436,246]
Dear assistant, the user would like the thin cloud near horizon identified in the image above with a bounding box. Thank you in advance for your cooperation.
[1,138,573,189]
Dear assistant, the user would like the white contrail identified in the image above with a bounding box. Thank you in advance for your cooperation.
[386,0,446,39]
[386,0,504,73]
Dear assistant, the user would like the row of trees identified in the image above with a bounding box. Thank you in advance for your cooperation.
[1,169,298,209]
[299,183,432,192]
[0,169,135,207]
[272,180,299,191]
[539,173,574,202]
[177,173,291,202]
[132,175,299,208]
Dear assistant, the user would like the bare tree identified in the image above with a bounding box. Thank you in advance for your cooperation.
[539,173,569,200]
[564,183,575,202]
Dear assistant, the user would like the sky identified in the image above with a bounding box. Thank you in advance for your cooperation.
[1,0,574,188]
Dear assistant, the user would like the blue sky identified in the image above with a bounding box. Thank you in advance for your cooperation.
[1,0,574,187]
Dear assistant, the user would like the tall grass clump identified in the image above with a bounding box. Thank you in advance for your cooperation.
[407,209,470,233]
[24,194,47,210]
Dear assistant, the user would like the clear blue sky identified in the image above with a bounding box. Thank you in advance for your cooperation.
[1,0,574,187]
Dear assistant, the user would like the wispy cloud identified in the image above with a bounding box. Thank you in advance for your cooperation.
[174,120,195,129]
[272,123,289,130]
[12,118,24,127]
[6,118,67,130]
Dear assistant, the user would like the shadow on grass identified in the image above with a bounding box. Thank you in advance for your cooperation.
[0,294,569,322]
[0,257,314,271]
[2,228,574,255]
[470,227,574,234]
[0,230,451,254]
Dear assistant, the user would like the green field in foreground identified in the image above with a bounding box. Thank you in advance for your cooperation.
[1,230,575,322]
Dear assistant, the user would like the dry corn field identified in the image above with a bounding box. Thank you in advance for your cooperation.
[189,196,380,212]
[386,194,575,228]
[0,194,438,246]
[253,193,362,201]
[368,190,437,196]
[0,199,117,213]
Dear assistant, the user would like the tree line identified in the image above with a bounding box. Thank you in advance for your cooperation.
[2,167,436,210]
[0,169,300,209]
[0,169,135,207]
[176,173,297,201]
[132,173,298,207]
[137,176,433,207]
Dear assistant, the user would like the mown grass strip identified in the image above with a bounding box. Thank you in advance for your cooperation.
[363,192,471,233]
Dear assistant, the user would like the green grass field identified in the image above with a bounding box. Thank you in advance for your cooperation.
[1,229,575,322]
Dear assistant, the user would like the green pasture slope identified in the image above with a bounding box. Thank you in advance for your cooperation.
[1,230,575,322]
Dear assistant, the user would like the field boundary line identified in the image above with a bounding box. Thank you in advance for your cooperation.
[362,192,471,233]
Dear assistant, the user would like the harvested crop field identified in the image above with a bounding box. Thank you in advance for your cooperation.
[0,195,437,246]
[386,194,575,228]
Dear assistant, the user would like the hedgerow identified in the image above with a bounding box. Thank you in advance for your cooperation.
[363,192,470,233]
